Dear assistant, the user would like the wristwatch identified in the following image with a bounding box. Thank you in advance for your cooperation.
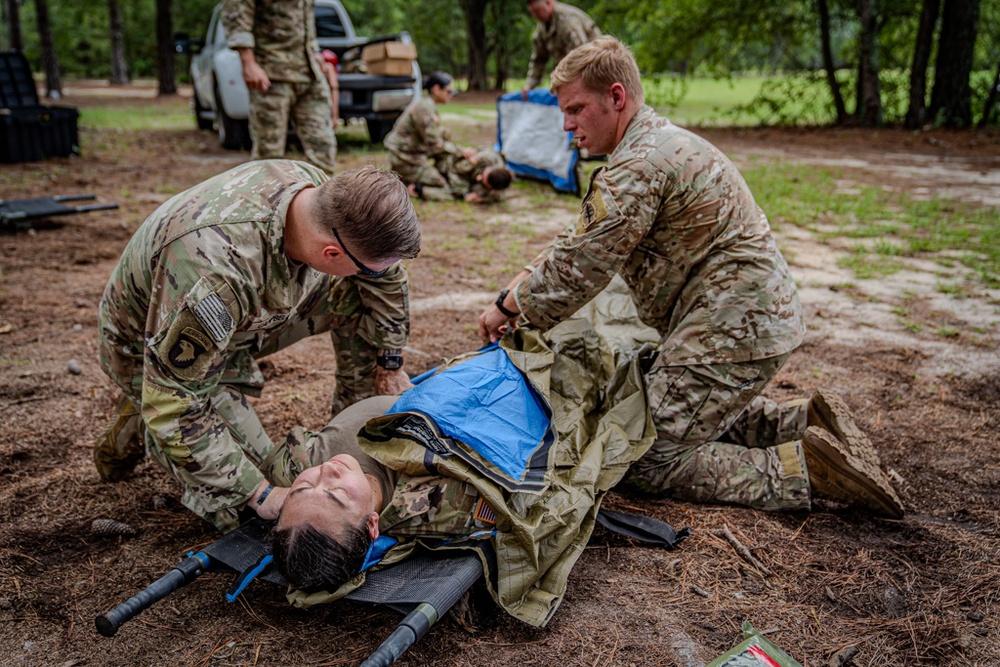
[495,289,518,319]
[376,348,404,370]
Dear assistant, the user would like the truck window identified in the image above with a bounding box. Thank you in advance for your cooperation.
[315,6,347,38]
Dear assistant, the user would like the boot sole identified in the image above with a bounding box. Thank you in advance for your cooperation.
[809,391,882,467]
[803,426,903,519]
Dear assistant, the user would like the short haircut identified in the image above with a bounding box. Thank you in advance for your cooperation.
[271,522,371,593]
[312,166,421,261]
[486,167,513,191]
[423,71,453,91]
[550,36,645,106]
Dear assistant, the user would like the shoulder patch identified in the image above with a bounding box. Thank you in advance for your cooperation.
[193,293,235,343]
[576,186,609,234]
[157,310,218,382]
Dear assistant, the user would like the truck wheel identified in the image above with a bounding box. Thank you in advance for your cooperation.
[215,84,251,151]
[366,118,394,144]
[193,91,213,131]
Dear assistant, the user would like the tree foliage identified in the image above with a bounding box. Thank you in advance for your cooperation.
[4,0,997,126]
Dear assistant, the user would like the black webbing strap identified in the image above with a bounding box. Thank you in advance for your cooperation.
[596,508,690,550]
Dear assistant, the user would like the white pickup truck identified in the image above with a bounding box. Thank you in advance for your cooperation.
[176,0,420,149]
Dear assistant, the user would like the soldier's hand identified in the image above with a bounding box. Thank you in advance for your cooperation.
[251,482,288,521]
[520,86,531,101]
[375,367,413,396]
[461,147,478,162]
[478,304,517,343]
[243,61,271,92]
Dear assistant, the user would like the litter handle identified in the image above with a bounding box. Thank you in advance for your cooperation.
[95,553,209,637]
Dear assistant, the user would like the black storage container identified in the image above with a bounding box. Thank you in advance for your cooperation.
[0,50,79,163]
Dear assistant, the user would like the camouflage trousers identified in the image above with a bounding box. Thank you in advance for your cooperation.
[387,152,461,201]
[249,78,337,174]
[99,278,379,530]
[625,352,812,512]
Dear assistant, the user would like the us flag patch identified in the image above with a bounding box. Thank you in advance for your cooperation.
[474,498,496,525]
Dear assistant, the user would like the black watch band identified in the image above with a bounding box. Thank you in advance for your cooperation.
[495,289,518,319]
[377,350,404,370]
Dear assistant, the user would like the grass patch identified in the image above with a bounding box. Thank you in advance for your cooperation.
[80,102,194,130]
[743,162,1000,285]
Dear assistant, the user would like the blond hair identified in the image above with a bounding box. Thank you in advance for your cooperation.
[550,36,644,106]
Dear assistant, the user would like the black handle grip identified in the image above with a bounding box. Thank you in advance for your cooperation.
[95,554,208,637]
[360,602,437,667]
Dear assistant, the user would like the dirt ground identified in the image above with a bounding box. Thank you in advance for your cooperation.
[1,87,998,667]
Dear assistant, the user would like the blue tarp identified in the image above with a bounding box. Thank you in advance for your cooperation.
[496,89,579,195]
[387,344,551,481]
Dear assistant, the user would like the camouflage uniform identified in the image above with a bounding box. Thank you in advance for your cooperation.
[290,320,655,627]
[525,2,602,91]
[513,105,811,511]
[420,148,507,203]
[97,160,410,532]
[383,96,459,193]
[223,0,337,173]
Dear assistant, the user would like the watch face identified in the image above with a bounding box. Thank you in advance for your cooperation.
[378,354,404,370]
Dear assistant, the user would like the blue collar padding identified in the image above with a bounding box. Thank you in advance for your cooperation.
[387,344,552,481]
[225,554,272,603]
[362,535,399,571]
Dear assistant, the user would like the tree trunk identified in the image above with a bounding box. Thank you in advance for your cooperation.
[817,0,847,124]
[929,0,981,128]
[905,0,941,129]
[4,0,23,52]
[33,0,61,99]
[155,0,176,95]
[977,60,1000,129]
[856,0,882,126]
[461,0,489,91]
[108,0,129,85]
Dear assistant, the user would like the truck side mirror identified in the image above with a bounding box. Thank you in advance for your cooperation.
[173,32,205,55]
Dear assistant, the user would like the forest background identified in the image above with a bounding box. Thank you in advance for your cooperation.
[2,0,999,130]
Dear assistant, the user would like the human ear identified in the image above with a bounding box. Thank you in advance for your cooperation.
[610,83,627,111]
[366,511,380,539]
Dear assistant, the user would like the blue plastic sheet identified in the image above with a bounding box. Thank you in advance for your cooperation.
[388,345,551,481]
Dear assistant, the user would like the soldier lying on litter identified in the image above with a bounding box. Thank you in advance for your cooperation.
[264,313,656,628]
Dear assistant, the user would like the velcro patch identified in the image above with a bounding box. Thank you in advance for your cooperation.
[158,310,217,382]
[576,186,609,234]
[193,293,235,343]
[474,497,496,525]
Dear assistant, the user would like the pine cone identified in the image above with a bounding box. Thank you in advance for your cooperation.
[91,519,138,538]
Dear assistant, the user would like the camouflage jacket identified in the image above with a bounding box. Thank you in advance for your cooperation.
[97,160,411,513]
[289,318,655,627]
[449,149,507,203]
[526,1,601,90]
[222,0,324,83]
[383,97,458,166]
[514,105,805,366]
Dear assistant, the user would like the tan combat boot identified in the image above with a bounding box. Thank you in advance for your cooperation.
[808,390,882,467]
[93,394,146,482]
[803,426,904,519]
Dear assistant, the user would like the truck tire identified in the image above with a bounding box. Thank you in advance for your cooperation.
[366,118,394,144]
[215,83,252,151]
[193,91,214,131]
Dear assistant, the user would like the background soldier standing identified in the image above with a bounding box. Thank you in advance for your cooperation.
[222,0,338,173]
[521,0,602,100]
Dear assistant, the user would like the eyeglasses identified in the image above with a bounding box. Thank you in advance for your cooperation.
[331,227,390,278]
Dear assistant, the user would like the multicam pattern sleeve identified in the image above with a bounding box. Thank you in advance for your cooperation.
[221,0,322,83]
[525,2,602,90]
[514,106,804,366]
[383,97,458,164]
